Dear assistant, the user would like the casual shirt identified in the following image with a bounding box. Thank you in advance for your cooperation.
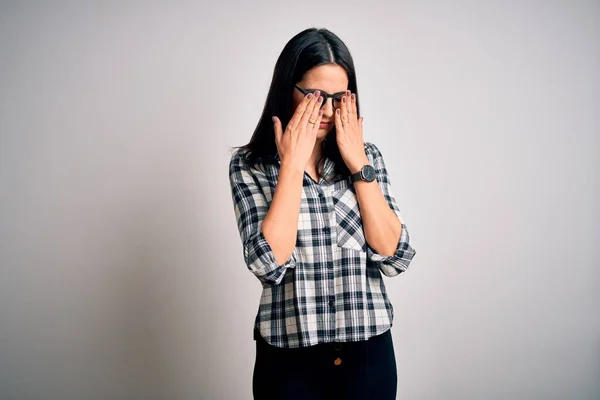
[228,141,416,348]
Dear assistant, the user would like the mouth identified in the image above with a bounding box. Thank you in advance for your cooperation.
[319,121,331,129]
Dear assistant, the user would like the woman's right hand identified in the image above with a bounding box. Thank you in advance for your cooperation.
[273,90,324,170]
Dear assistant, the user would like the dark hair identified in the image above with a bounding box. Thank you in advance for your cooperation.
[232,27,360,179]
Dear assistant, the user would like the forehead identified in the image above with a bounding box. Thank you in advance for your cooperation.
[299,64,348,93]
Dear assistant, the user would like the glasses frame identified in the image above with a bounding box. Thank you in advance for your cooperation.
[294,85,347,110]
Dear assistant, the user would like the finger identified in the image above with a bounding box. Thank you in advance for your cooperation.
[307,94,323,131]
[273,116,282,143]
[350,92,357,119]
[289,92,314,131]
[298,90,320,130]
[311,109,324,136]
[340,91,349,125]
[345,90,352,123]
[335,108,344,135]
[272,116,284,158]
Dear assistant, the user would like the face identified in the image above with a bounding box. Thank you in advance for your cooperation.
[293,64,349,141]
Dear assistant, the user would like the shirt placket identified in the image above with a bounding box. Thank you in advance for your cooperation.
[319,181,337,342]
[319,160,338,343]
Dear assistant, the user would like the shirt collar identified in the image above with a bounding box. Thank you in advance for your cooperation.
[273,152,337,183]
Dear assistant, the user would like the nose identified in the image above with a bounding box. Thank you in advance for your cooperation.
[321,96,334,119]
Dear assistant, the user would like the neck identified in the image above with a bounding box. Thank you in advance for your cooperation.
[309,138,326,167]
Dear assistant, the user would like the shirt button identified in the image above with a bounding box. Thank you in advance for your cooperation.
[322,226,330,233]
[334,357,342,366]
[327,262,333,269]
[318,193,324,199]
[328,299,335,308]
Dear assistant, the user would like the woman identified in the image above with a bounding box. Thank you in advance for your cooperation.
[228,27,416,400]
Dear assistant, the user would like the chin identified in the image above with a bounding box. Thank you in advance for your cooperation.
[318,126,333,136]
[317,130,329,141]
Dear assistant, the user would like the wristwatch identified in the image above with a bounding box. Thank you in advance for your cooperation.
[350,164,376,183]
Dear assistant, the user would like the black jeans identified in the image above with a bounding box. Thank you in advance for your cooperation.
[252,329,398,400]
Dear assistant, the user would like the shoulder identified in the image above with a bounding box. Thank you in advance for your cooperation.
[229,148,270,183]
[228,148,253,180]
[229,148,247,169]
[364,141,385,161]
[229,147,262,172]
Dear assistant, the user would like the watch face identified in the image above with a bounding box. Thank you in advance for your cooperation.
[362,165,376,182]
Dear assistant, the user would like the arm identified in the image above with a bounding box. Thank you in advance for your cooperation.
[350,142,416,277]
[229,87,323,285]
[229,153,304,286]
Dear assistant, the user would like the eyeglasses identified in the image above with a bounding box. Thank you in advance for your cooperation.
[294,84,347,110]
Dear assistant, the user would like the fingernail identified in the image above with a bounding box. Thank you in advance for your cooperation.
[342,97,346,103]
[318,96,323,103]
[315,90,321,97]
[272,117,276,123]
[307,93,313,99]
[336,109,340,115]
[351,94,356,101]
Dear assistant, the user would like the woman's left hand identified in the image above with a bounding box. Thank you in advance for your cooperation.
[335,90,370,174]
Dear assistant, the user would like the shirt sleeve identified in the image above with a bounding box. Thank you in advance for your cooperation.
[364,142,417,277]
[228,152,296,286]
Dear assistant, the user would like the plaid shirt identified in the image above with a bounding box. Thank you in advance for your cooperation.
[228,141,416,348]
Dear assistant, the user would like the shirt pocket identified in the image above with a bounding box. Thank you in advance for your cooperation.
[332,178,367,252]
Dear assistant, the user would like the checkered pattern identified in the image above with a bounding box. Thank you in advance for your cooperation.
[229,141,416,348]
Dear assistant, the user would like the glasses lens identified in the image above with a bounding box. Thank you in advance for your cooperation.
[333,94,344,108]
[319,96,327,109]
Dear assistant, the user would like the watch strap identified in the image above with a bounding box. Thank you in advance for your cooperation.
[350,170,363,182]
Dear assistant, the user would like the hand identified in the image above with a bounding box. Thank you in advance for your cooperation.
[273,91,324,171]
[334,91,369,174]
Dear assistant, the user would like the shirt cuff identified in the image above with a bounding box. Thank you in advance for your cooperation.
[244,229,296,286]
[367,224,416,276]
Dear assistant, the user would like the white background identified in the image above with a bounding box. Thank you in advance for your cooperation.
[1,1,598,399]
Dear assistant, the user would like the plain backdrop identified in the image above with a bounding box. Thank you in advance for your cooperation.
[1,1,599,399]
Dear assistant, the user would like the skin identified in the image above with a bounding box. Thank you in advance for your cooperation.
[262,64,403,265]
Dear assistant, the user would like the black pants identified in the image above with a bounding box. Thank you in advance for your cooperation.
[252,329,397,400]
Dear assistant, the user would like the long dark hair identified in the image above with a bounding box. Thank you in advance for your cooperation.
[232,27,360,179]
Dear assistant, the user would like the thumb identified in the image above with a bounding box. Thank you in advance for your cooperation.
[272,116,282,143]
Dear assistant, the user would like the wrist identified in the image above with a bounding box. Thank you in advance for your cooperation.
[280,159,305,176]
[348,157,370,175]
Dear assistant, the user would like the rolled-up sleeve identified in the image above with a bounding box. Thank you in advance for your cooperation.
[365,142,416,277]
[229,153,296,286]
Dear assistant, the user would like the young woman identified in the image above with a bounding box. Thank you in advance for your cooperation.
[228,27,417,400]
